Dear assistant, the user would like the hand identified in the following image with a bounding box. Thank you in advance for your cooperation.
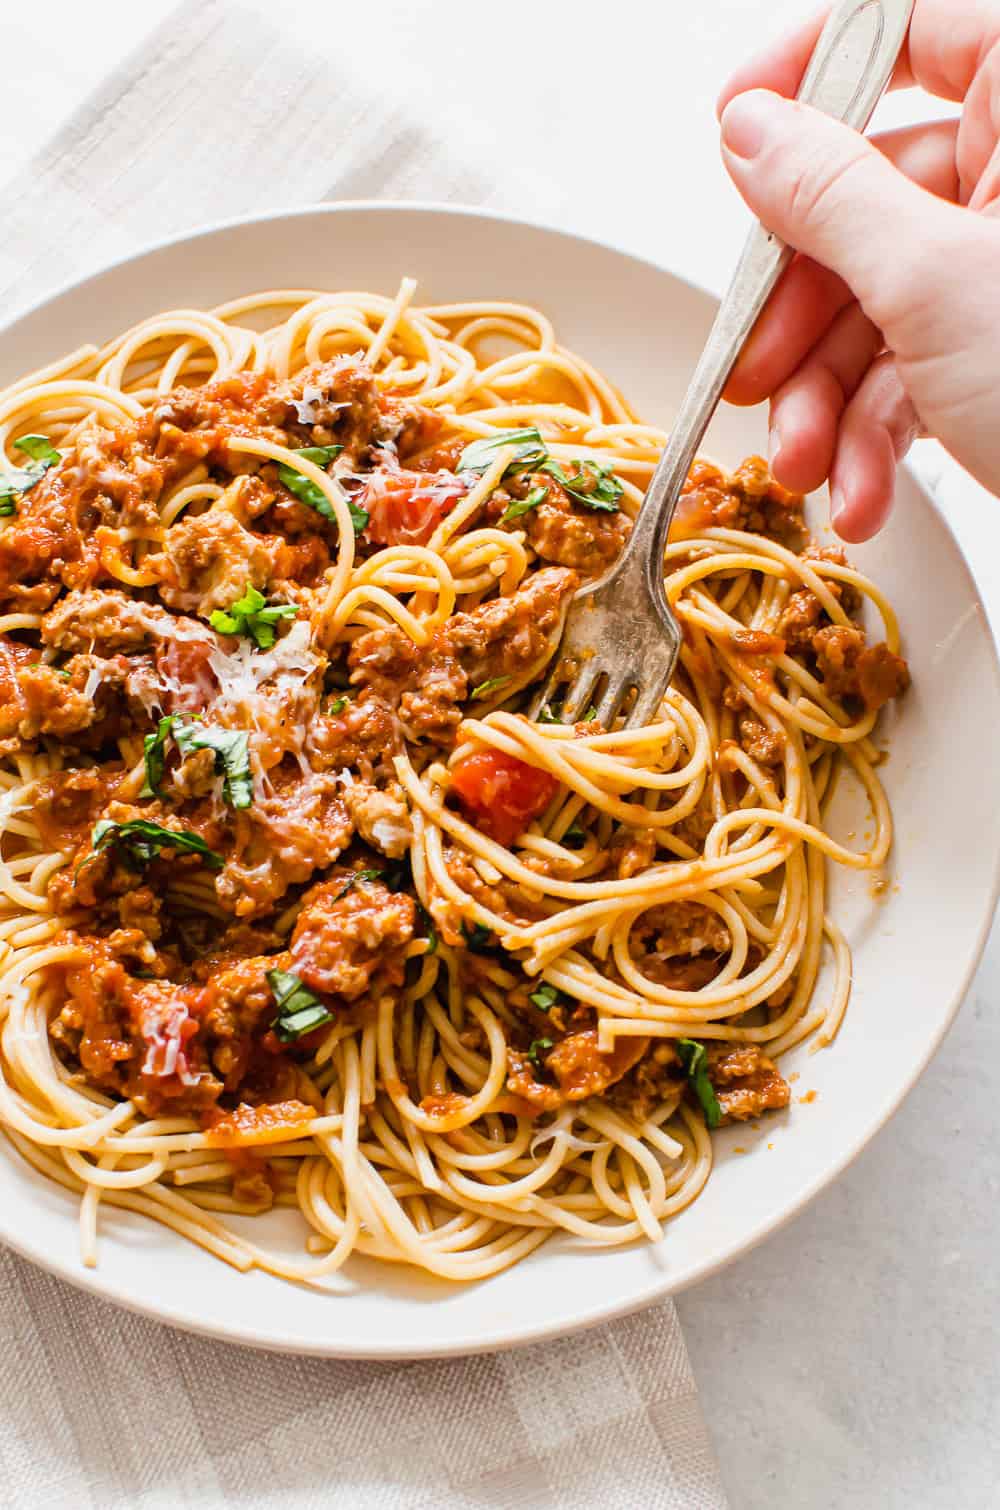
[717,1,1000,541]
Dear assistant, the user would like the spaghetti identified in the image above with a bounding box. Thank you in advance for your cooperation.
[0,282,908,1285]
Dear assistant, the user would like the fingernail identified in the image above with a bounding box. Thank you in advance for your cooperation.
[830,485,847,533]
[720,90,785,160]
[768,413,785,470]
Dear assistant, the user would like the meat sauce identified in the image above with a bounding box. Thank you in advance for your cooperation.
[0,357,906,1133]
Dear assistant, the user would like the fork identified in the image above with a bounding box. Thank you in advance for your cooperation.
[531,0,915,732]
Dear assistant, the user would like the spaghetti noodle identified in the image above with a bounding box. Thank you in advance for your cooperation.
[0,282,908,1285]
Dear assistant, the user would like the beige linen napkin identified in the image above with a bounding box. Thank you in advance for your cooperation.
[0,4,728,1505]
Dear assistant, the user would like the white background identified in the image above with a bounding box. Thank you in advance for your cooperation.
[5,2,1000,1505]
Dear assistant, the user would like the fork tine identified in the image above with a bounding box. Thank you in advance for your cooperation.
[593,676,633,731]
[623,676,670,730]
[560,665,602,724]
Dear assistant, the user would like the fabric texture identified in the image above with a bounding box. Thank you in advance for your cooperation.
[0,3,728,1505]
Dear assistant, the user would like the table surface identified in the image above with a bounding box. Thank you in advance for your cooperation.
[6,3,1000,1506]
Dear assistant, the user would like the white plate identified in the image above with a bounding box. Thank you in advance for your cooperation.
[1,204,998,1358]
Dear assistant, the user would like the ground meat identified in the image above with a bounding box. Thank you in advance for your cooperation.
[217,766,354,917]
[198,954,285,1087]
[41,589,172,653]
[0,639,134,745]
[637,902,731,959]
[801,542,862,615]
[51,951,221,1115]
[289,869,416,999]
[778,588,825,652]
[812,626,910,710]
[609,828,657,879]
[431,845,526,945]
[495,472,629,574]
[738,712,785,767]
[440,566,577,688]
[157,510,272,615]
[306,692,399,780]
[348,567,577,745]
[631,902,731,990]
[671,456,807,550]
[399,658,468,744]
[608,1042,682,1123]
[342,778,413,858]
[506,1030,649,1113]
[707,1043,790,1122]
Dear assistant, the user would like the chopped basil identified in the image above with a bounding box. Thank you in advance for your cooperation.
[0,433,61,516]
[327,695,349,714]
[331,867,383,904]
[677,1038,723,1129]
[539,458,622,512]
[14,435,61,465]
[419,906,438,956]
[537,703,563,725]
[174,721,252,810]
[462,921,497,955]
[209,583,298,650]
[277,444,367,533]
[470,676,510,701]
[141,715,176,797]
[526,1038,554,1067]
[528,983,560,1013]
[500,485,548,524]
[457,427,547,478]
[142,716,252,809]
[561,822,586,850]
[582,706,598,723]
[268,968,333,1042]
[92,818,224,870]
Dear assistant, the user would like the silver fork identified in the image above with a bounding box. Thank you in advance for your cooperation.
[531,0,914,732]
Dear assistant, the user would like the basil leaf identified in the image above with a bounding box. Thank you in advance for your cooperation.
[173,721,253,809]
[268,968,333,1042]
[500,485,548,525]
[561,822,586,850]
[526,1037,554,1067]
[457,427,547,478]
[470,676,510,701]
[538,458,622,512]
[277,444,367,534]
[209,583,298,650]
[141,715,176,797]
[537,704,563,725]
[327,695,349,714]
[417,903,438,956]
[92,818,224,871]
[528,984,559,1013]
[461,921,497,955]
[14,434,61,466]
[676,1038,723,1130]
[0,433,61,515]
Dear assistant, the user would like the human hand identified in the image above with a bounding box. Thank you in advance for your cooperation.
[717,1,1000,541]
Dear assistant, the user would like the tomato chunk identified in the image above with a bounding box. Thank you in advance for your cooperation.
[362,466,466,547]
[450,750,558,847]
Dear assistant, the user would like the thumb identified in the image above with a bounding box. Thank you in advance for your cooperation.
[719,89,966,349]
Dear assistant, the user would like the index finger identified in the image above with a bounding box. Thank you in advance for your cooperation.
[716,0,1000,117]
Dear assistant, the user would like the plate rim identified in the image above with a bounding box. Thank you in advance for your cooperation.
[1,198,998,1358]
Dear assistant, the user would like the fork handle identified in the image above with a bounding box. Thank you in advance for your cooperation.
[626,0,915,584]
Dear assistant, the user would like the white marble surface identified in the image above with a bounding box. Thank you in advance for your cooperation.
[6,2,1000,1505]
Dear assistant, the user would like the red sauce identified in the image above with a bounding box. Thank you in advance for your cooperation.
[203,1099,316,1147]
